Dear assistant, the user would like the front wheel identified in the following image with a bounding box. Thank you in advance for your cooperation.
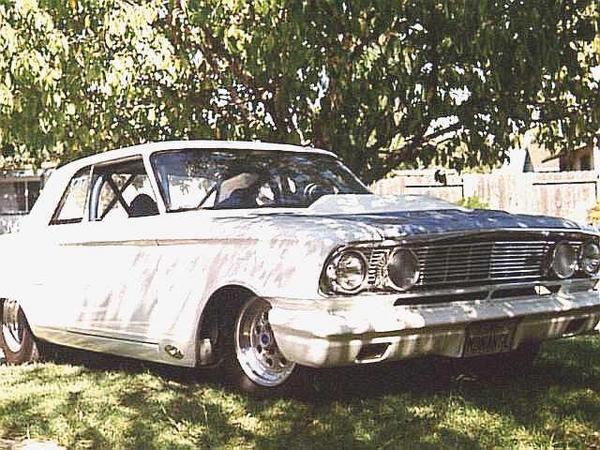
[0,299,40,365]
[223,296,302,395]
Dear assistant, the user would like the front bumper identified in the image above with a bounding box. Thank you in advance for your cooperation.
[267,285,600,368]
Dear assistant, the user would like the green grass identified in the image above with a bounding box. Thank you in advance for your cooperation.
[0,336,599,449]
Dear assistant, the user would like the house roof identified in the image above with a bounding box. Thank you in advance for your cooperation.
[525,142,560,171]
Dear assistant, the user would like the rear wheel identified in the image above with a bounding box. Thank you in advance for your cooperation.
[222,296,302,395]
[0,299,40,365]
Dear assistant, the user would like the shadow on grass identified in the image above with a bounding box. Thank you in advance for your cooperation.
[0,336,597,449]
[33,336,600,419]
[39,335,600,396]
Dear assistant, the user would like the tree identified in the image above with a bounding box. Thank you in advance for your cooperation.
[0,0,598,182]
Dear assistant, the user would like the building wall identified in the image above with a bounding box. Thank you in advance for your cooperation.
[0,172,46,234]
[0,215,24,234]
[371,170,598,224]
[559,145,594,171]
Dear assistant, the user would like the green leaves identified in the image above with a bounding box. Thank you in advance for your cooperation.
[0,0,597,181]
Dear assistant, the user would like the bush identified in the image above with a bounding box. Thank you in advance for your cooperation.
[588,201,600,225]
[456,196,489,209]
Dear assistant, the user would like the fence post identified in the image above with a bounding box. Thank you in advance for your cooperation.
[462,174,476,201]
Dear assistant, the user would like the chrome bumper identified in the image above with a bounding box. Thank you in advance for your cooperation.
[267,287,600,368]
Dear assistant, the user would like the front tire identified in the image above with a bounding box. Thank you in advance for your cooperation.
[223,296,302,395]
[0,299,40,365]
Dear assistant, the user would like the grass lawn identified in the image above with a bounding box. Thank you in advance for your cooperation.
[0,336,598,450]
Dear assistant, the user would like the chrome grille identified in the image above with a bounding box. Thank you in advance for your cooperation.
[366,248,388,284]
[414,241,552,286]
[363,239,583,288]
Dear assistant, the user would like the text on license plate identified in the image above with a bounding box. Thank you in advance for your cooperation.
[463,320,518,357]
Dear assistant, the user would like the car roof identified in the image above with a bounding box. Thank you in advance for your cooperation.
[60,140,337,173]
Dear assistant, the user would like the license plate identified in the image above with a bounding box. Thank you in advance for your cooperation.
[463,320,517,357]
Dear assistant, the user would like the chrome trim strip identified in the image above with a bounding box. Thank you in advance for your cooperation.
[393,278,595,300]
[62,239,158,247]
[66,328,158,346]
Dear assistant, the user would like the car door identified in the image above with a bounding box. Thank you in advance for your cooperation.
[69,156,164,342]
[37,157,164,345]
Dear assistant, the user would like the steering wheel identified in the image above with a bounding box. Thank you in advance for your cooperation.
[303,183,335,203]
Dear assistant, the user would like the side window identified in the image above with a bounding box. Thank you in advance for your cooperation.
[51,167,91,225]
[89,158,158,221]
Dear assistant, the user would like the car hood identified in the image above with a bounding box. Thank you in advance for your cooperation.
[302,194,581,238]
[157,194,582,245]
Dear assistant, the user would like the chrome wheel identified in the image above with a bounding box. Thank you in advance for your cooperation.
[235,297,295,387]
[2,299,24,353]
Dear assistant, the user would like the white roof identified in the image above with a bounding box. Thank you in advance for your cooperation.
[24,140,337,229]
[60,140,336,173]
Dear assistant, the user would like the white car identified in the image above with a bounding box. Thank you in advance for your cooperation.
[1,140,599,394]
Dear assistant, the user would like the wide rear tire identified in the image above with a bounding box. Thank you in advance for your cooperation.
[0,299,40,365]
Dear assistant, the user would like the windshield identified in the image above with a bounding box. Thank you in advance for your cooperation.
[150,149,370,211]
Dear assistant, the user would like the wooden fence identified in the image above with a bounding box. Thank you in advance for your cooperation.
[371,170,599,224]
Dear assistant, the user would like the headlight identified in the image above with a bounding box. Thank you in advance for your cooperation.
[387,248,420,290]
[580,242,600,275]
[324,251,367,293]
[551,242,577,279]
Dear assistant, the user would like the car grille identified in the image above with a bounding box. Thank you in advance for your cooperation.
[364,239,583,289]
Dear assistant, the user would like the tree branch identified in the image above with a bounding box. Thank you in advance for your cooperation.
[382,121,463,166]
